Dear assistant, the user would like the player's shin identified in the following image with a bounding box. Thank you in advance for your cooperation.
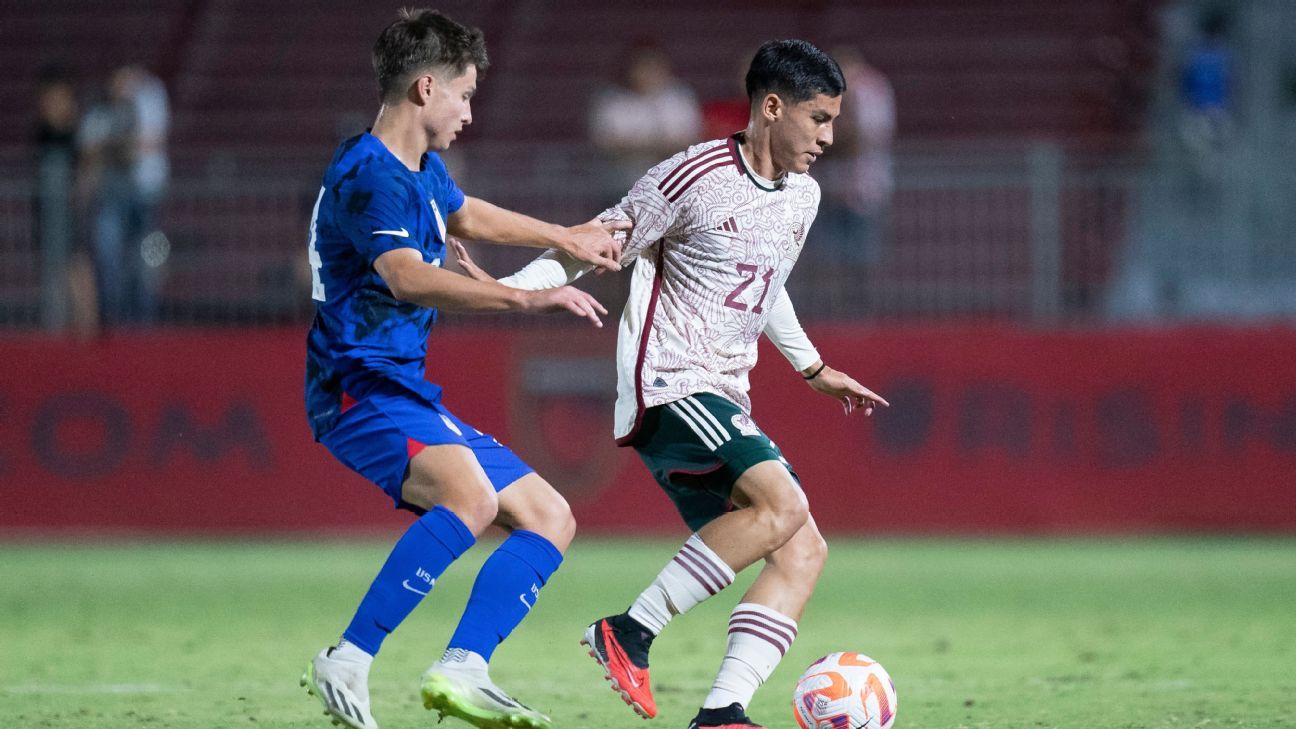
[444,529,563,661]
[702,602,799,710]
[342,505,475,655]
[627,533,736,635]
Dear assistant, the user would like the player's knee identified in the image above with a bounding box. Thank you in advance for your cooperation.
[431,481,497,534]
[753,489,809,550]
[769,524,827,583]
[458,489,500,533]
[532,490,576,553]
[772,488,811,538]
[798,528,829,576]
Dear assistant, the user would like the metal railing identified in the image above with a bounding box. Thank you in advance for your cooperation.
[3,143,1291,332]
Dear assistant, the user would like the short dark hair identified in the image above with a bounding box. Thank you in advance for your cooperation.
[745,40,845,105]
[372,8,489,101]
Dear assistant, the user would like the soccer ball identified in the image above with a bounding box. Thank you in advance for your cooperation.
[792,652,897,729]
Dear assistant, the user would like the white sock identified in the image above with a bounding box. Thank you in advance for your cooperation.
[333,639,374,669]
[627,533,736,635]
[437,647,489,675]
[702,602,798,710]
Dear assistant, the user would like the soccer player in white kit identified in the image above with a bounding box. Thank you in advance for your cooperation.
[454,40,888,728]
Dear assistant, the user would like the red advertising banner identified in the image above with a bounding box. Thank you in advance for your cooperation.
[2,326,1293,535]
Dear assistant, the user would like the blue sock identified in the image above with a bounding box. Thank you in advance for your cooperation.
[342,505,474,656]
[447,530,563,661]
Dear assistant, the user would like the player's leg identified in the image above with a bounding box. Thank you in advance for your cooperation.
[421,416,568,728]
[445,472,575,661]
[340,443,500,655]
[697,460,810,570]
[304,398,496,729]
[665,462,809,729]
[308,444,496,729]
[613,459,805,643]
[584,396,806,719]
[690,514,826,729]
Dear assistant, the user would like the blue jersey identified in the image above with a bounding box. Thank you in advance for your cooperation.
[305,132,465,439]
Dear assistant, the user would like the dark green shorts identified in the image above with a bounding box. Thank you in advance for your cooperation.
[629,392,798,531]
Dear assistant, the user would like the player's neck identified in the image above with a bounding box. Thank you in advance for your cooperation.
[371,106,429,171]
[739,126,784,180]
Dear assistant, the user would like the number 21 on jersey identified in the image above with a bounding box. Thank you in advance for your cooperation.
[724,263,775,314]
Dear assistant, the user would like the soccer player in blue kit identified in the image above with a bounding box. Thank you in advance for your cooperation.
[300,9,626,729]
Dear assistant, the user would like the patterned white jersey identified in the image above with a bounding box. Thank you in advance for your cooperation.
[601,134,821,443]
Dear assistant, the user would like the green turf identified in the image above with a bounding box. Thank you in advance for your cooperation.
[2,537,1293,728]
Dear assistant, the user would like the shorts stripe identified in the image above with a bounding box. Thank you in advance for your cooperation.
[674,398,725,445]
[679,391,730,443]
[668,402,721,450]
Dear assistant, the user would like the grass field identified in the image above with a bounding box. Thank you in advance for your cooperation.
[3,537,1294,728]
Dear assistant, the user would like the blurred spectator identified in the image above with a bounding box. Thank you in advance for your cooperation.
[78,65,170,326]
[35,67,78,161]
[589,43,701,199]
[34,66,82,332]
[1178,9,1234,162]
[807,48,895,268]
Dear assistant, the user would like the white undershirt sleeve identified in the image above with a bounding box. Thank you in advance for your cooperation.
[497,249,593,291]
[763,286,820,372]
[498,150,684,291]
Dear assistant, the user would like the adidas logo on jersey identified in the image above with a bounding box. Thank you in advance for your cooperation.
[653,377,668,388]
[718,217,739,234]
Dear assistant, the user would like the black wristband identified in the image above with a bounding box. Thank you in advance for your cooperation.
[802,362,827,380]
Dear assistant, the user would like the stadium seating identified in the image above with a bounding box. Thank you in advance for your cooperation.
[0,0,1155,324]
[2,0,1153,174]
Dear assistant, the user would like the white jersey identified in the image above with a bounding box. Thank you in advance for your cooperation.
[600,135,821,443]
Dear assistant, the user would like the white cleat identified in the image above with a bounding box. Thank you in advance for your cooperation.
[301,646,379,729]
[420,649,553,729]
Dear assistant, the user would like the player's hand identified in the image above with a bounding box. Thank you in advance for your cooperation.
[561,217,630,273]
[448,236,494,282]
[805,364,889,416]
[522,286,608,327]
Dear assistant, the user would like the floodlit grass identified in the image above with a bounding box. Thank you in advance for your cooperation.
[3,537,1294,728]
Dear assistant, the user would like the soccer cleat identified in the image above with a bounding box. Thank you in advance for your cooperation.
[420,652,553,729]
[580,614,657,719]
[687,702,764,729]
[301,647,379,729]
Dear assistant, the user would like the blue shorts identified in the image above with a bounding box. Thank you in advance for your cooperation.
[319,392,534,513]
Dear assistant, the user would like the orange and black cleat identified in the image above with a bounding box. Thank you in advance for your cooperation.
[581,614,657,719]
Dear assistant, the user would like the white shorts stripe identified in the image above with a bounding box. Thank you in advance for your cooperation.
[668,402,721,450]
[684,396,732,442]
[676,397,730,445]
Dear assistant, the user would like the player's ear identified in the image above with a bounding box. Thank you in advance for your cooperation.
[411,74,436,105]
[761,93,782,122]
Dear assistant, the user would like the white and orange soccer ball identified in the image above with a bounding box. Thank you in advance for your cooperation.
[792,652,897,729]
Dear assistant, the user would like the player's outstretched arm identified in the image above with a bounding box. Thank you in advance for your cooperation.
[447,237,495,283]
[374,248,607,326]
[450,236,595,291]
[480,156,690,292]
[803,361,889,416]
[762,286,887,415]
[447,197,629,273]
